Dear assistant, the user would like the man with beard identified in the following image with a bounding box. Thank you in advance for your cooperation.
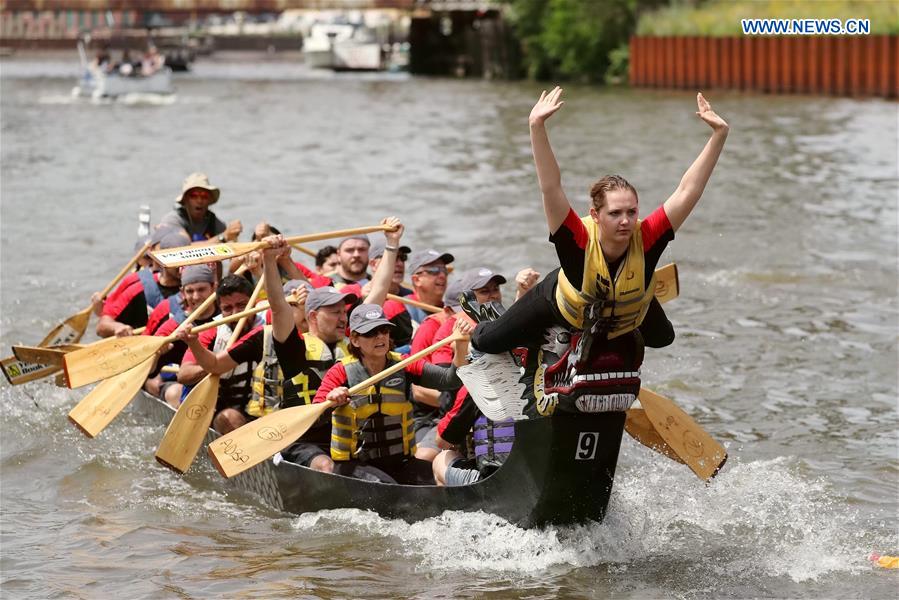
[328,235,371,288]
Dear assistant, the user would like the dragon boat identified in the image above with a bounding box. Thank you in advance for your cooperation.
[133,390,626,528]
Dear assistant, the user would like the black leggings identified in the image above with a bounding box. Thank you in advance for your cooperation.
[471,268,674,353]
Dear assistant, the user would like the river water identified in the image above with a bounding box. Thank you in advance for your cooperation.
[1,51,896,598]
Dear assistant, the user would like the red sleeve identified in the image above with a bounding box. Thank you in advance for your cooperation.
[102,274,144,318]
[641,204,673,251]
[103,272,139,306]
[182,328,217,364]
[313,363,348,403]
[382,299,407,320]
[559,207,588,248]
[403,358,426,378]
[295,261,315,278]
[145,299,171,336]
[428,316,458,365]
[410,315,442,354]
[154,317,179,338]
[309,274,334,288]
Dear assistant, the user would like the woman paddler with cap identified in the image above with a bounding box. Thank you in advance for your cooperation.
[470,88,729,364]
[312,303,474,484]
[257,217,414,474]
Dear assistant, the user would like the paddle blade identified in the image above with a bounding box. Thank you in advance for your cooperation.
[155,374,220,474]
[1,355,61,385]
[654,263,679,305]
[625,408,686,465]
[68,357,155,438]
[13,345,68,367]
[38,307,91,347]
[638,388,727,481]
[63,335,164,388]
[150,241,259,268]
[207,402,332,478]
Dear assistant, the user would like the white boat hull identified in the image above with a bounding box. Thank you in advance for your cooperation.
[73,67,174,99]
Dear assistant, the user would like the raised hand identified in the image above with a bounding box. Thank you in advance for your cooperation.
[529,86,565,126]
[382,216,404,245]
[224,219,243,242]
[695,92,728,133]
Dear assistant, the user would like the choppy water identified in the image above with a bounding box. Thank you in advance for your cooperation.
[1,51,897,598]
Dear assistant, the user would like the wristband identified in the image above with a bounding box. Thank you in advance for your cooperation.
[384,245,398,252]
[218,233,226,243]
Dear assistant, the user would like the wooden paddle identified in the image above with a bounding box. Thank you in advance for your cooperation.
[13,326,145,368]
[624,408,686,465]
[636,388,727,481]
[155,274,267,473]
[386,294,441,314]
[66,292,223,437]
[208,333,464,478]
[653,263,678,305]
[150,225,395,268]
[38,241,153,347]
[289,243,317,257]
[63,302,272,389]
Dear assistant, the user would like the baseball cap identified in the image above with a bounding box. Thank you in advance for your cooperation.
[461,267,507,291]
[349,303,395,334]
[442,279,466,311]
[337,234,370,249]
[407,249,454,276]
[283,279,314,296]
[180,265,215,286]
[157,230,191,250]
[305,286,358,315]
[368,237,411,260]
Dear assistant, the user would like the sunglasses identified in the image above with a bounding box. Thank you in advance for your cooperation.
[360,325,392,338]
[415,265,448,276]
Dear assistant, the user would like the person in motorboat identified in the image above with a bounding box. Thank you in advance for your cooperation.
[96,227,187,338]
[144,265,219,406]
[313,302,472,485]
[158,173,243,245]
[248,218,405,473]
[468,88,729,416]
[141,44,165,77]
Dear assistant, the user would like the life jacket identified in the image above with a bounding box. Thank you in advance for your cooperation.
[473,416,515,470]
[554,216,657,338]
[136,268,166,310]
[330,352,415,461]
[167,292,187,324]
[211,315,264,412]
[248,326,349,417]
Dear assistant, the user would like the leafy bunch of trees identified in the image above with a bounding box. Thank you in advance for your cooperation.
[504,0,669,82]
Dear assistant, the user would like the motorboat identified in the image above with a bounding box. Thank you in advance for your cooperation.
[303,20,383,71]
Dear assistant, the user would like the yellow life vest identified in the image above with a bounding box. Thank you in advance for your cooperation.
[554,215,657,338]
[248,326,348,418]
[330,352,415,461]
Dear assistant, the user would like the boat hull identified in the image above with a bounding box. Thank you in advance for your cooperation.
[73,67,174,99]
[132,391,625,527]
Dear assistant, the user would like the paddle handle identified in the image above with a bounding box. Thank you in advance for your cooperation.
[225,274,265,347]
[165,303,270,342]
[386,294,441,314]
[346,334,462,395]
[289,243,317,258]
[282,224,395,247]
[97,241,153,299]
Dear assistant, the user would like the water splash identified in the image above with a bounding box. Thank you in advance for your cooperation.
[291,449,882,584]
